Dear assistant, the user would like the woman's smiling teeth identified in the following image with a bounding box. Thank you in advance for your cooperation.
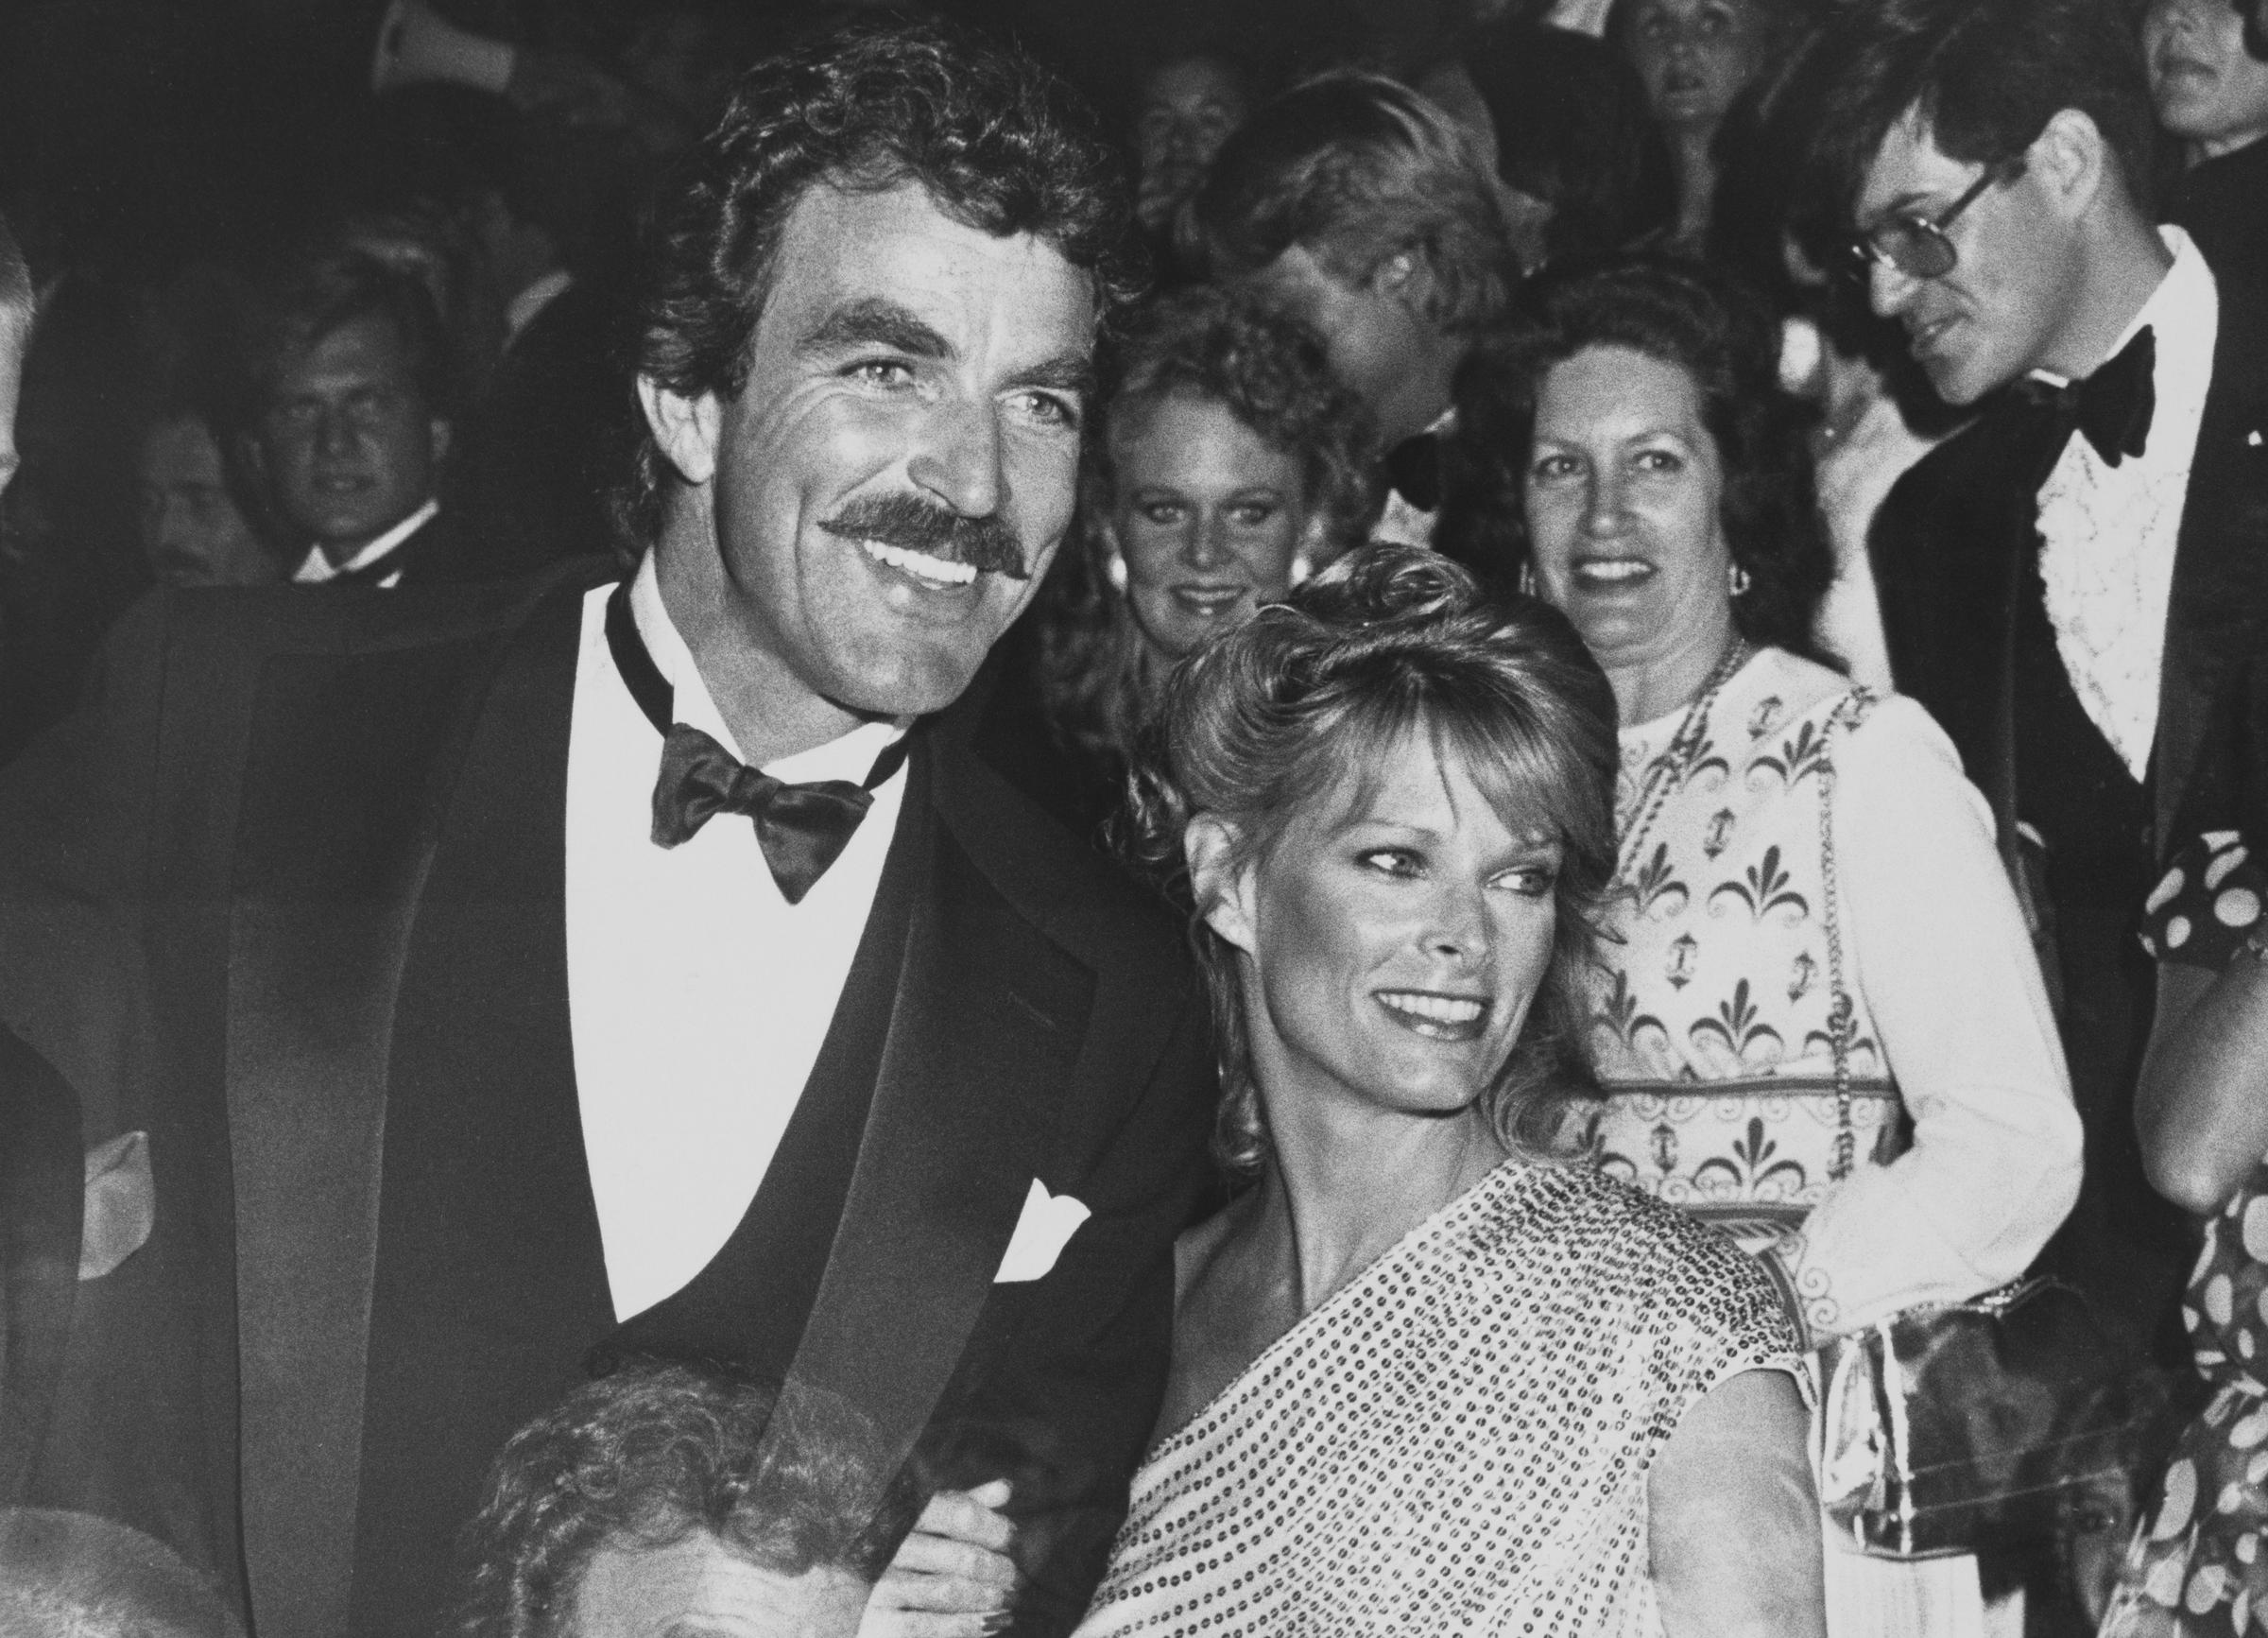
[1572,558,1652,587]
[1171,584,1248,616]
[861,538,977,586]
[1377,990,1488,1039]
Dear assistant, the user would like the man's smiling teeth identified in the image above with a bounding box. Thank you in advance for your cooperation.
[861,539,977,586]
[1377,991,1485,1025]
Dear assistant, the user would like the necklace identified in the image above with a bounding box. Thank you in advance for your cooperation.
[1613,637,1753,887]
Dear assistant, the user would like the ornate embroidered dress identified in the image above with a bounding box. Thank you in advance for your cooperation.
[1579,647,2079,1347]
[1074,1162,1801,1638]
[1579,647,2082,1638]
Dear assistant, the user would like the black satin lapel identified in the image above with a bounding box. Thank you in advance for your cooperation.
[347,584,601,1637]
[2156,305,2268,851]
[780,736,1095,1498]
[1871,420,2037,772]
[225,631,504,1637]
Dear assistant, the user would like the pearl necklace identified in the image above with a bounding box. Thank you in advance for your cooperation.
[1613,638,1754,888]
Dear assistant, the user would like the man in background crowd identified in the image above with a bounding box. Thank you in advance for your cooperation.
[245,250,457,586]
[2146,0,2268,283]
[441,107,633,576]
[1790,0,2268,1366]
[1184,72,1519,551]
[134,405,280,588]
[458,1365,919,1638]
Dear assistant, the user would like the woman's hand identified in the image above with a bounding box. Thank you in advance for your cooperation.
[860,1480,1022,1638]
[1650,1368,1826,1638]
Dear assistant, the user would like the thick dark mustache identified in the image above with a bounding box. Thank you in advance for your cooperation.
[818,493,1029,581]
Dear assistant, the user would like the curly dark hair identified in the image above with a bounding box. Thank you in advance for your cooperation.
[614,23,1138,552]
[1776,0,2161,254]
[1036,285,1382,777]
[456,1363,920,1638]
[1123,543,1617,1175]
[1436,253,1832,658]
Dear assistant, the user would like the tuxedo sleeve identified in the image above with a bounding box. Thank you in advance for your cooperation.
[0,590,173,1141]
[926,982,1218,1637]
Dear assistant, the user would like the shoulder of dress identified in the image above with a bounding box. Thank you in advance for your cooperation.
[1469,1164,1781,1307]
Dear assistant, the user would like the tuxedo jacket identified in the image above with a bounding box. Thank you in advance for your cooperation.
[0,563,1218,1638]
[1866,269,2268,1355]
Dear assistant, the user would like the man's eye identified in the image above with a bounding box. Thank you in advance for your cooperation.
[1530,453,1579,482]
[847,360,916,389]
[1138,501,1184,525]
[1011,389,1080,430]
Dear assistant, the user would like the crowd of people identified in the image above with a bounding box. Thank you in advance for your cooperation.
[0,0,2263,1633]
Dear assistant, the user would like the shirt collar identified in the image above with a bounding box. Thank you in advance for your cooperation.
[624,552,907,783]
[503,269,575,348]
[2027,226,2215,391]
[294,497,438,584]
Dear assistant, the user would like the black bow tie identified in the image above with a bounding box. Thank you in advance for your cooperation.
[2014,324,2156,469]
[1383,431,1444,514]
[606,583,909,905]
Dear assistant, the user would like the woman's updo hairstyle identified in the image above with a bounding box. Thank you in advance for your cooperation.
[1125,543,1618,1174]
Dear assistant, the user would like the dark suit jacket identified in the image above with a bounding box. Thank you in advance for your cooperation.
[440,279,632,579]
[0,563,1217,1637]
[0,1026,80,1509]
[1867,267,2268,1355]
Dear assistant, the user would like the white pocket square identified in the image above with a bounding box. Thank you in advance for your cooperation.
[993,1180,1091,1284]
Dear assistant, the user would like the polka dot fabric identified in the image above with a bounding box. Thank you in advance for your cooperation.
[2141,831,2265,968]
[2102,1157,2268,1636]
[1074,1162,1803,1637]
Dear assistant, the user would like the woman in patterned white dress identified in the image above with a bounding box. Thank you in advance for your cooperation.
[1076,544,1826,1637]
[1447,257,2083,1637]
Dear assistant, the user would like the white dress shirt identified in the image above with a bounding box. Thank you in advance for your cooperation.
[563,555,907,1321]
[291,498,440,589]
[2032,227,2218,781]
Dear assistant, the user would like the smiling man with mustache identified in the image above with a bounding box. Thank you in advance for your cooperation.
[1781,0,2268,1375]
[0,28,1217,1638]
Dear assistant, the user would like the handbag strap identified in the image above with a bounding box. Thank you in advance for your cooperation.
[1815,689,1879,1183]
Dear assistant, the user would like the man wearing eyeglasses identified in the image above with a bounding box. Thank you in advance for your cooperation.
[1784,0,2268,1371]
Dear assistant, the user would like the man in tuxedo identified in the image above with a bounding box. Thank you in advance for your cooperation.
[0,26,1215,1638]
[1789,0,2268,1362]
[244,251,458,588]
[1183,73,1520,552]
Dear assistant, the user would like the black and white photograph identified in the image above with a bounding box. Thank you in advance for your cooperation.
[0,0,2263,1631]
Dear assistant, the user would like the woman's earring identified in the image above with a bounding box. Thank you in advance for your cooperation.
[1107,552,1129,594]
[1518,560,1538,598]
[1288,554,1314,587]
[1728,562,1753,599]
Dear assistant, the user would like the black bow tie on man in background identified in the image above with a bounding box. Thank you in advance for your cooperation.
[1383,430,1444,514]
[2013,324,2156,470]
[606,584,909,905]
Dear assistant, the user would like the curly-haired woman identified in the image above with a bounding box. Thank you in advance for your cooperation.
[1444,255,2082,1636]
[1022,285,1378,836]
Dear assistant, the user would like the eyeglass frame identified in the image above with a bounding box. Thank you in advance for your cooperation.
[1845,158,2027,284]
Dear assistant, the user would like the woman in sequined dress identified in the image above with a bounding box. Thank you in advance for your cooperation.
[1074,544,1824,1637]
[1445,256,2081,1637]
[2102,658,2268,1638]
